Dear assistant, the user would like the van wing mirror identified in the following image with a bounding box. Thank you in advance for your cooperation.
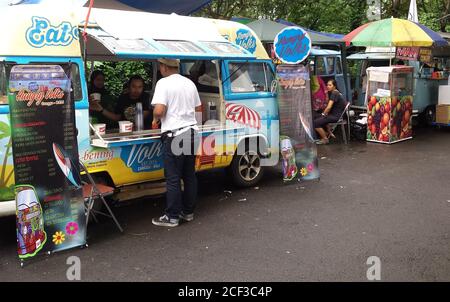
[270,79,278,94]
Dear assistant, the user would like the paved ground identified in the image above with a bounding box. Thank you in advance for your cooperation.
[1,127,449,282]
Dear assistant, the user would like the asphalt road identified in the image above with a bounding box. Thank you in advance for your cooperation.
[1,127,449,281]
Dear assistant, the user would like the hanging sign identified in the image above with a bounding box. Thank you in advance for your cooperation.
[274,27,312,65]
[419,48,432,65]
[396,47,419,61]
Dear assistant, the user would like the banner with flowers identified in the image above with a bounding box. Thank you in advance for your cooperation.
[277,64,320,183]
[9,64,86,260]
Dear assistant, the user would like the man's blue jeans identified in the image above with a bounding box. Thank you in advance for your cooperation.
[162,129,199,219]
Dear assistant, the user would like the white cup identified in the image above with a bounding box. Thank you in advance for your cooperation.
[90,93,101,102]
[119,121,133,133]
[93,123,106,135]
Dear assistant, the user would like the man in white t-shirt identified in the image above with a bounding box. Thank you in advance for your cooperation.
[151,58,202,227]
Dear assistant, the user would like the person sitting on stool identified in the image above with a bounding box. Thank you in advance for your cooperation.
[313,79,346,145]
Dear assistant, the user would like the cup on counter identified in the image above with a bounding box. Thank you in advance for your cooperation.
[93,123,106,135]
[90,93,101,102]
[119,121,133,133]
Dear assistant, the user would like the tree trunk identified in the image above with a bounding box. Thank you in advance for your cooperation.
[440,0,450,32]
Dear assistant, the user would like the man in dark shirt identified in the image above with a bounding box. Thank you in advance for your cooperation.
[90,75,152,128]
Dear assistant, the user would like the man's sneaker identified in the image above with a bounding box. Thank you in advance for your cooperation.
[152,215,179,227]
[179,212,194,222]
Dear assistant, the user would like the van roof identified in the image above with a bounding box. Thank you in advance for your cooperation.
[0,6,81,57]
[0,6,266,61]
[82,8,261,61]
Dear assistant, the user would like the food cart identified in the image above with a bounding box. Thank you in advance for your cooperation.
[0,6,280,216]
[366,66,414,144]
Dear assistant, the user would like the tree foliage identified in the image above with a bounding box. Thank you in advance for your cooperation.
[198,0,449,33]
[89,61,153,98]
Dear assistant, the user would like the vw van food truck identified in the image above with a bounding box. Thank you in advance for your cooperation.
[0,6,279,216]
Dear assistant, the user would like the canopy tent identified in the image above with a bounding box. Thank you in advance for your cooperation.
[0,0,212,15]
[246,19,344,45]
[89,0,212,15]
[276,19,345,42]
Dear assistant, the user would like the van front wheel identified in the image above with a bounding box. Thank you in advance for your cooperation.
[230,150,264,187]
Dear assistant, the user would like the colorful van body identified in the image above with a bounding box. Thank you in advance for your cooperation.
[0,7,280,216]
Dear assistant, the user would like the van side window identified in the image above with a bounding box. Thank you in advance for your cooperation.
[336,57,342,75]
[326,57,335,74]
[229,62,270,93]
[0,63,6,105]
[317,58,327,75]
[181,60,219,93]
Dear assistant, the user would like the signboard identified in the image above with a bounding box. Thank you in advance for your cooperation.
[274,27,312,65]
[419,48,432,65]
[8,64,86,260]
[277,65,319,183]
[396,47,419,61]
[0,9,81,57]
[369,70,390,83]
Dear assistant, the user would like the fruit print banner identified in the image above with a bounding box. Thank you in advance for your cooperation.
[8,64,86,260]
[366,66,413,144]
[276,64,319,183]
[367,95,413,143]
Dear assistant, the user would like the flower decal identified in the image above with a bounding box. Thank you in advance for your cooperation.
[307,163,314,172]
[300,167,308,177]
[66,222,79,236]
[52,231,65,245]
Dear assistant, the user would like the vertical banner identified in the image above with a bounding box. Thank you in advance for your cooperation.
[274,26,319,183]
[277,65,320,183]
[8,64,86,259]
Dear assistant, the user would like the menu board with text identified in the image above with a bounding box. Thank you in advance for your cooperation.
[8,64,86,259]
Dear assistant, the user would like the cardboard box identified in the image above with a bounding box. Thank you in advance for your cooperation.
[436,105,450,124]
[438,85,450,105]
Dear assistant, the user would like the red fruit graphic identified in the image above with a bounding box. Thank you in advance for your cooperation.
[383,113,390,125]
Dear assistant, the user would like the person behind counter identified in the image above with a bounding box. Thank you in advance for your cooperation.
[313,79,346,145]
[151,58,201,228]
[90,75,152,129]
[88,70,116,129]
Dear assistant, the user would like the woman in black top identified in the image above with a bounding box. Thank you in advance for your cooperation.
[313,79,346,144]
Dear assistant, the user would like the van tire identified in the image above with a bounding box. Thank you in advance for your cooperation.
[422,105,436,126]
[229,147,265,187]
